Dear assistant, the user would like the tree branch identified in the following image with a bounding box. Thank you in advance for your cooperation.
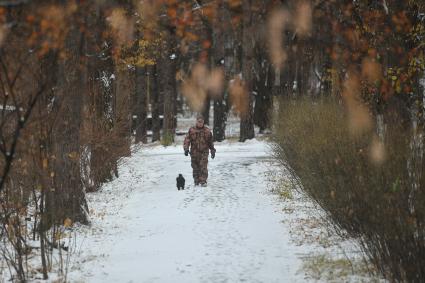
[0,83,46,193]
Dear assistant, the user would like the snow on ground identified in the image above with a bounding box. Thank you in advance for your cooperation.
[1,114,381,282]
[0,113,383,282]
[63,136,381,283]
[67,140,305,282]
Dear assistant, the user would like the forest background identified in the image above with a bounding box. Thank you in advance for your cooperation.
[1,0,425,282]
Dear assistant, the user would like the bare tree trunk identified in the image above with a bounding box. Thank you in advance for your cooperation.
[115,65,134,156]
[151,64,161,142]
[39,188,48,279]
[202,99,210,125]
[135,66,148,143]
[214,0,234,141]
[49,18,88,225]
[254,60,273,133]
[240,0,255,142]
[213,97,226,141]
[212,0,227,141]
[83,4,117,191]
[158,30,177,144]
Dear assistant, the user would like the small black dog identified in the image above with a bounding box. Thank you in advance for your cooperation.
[176,174,185,190]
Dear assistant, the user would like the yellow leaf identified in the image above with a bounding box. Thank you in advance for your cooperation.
[68,151,78,160]
[42,158,48,169]
[64,218,73,228]
[55,232,63,241]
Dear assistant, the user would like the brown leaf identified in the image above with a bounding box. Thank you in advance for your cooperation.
[64,218,73,228]
[68,151,79,160]
[342,72,373,135]
[42,158,48,169]
[370,135,386,165]
[362,57,382,82]
[294,1,312,36]
[229,76,249,117]
[268,9,289,68]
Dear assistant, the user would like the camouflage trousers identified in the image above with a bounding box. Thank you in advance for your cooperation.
[191,153,209,185]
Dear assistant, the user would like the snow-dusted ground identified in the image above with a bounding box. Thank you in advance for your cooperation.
[63,135,381,283]
[67,140,307,282]
[0,115,381,282]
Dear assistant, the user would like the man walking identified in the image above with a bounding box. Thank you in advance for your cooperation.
[183,116,216,186]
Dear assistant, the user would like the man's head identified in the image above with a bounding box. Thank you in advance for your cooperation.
[196,116,204,128]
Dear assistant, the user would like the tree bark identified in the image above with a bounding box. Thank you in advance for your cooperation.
[49,13,88,225]
[213,98,226,141]
[84,4,117,191]
[254,60,273,133]
[158,29,177,144]
[202,98,210,125]
[115,65,134,156]
[240,0,255,142]
[135,66,148,143]
[213,0,228,142]
[151,64,161,142]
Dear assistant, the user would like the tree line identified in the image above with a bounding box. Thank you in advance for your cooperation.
[0,0,278,280]
[272,0,425,282]
[1,0,425,281]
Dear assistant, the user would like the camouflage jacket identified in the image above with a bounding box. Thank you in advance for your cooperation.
[183,126,216,155]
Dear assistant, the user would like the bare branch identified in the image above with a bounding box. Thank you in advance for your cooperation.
[0,83,46,193]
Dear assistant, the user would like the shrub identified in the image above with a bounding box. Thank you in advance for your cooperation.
[161,132,174,146]
[272,97,425,282]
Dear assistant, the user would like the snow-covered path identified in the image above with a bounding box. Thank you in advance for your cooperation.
[67,140,322,282]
